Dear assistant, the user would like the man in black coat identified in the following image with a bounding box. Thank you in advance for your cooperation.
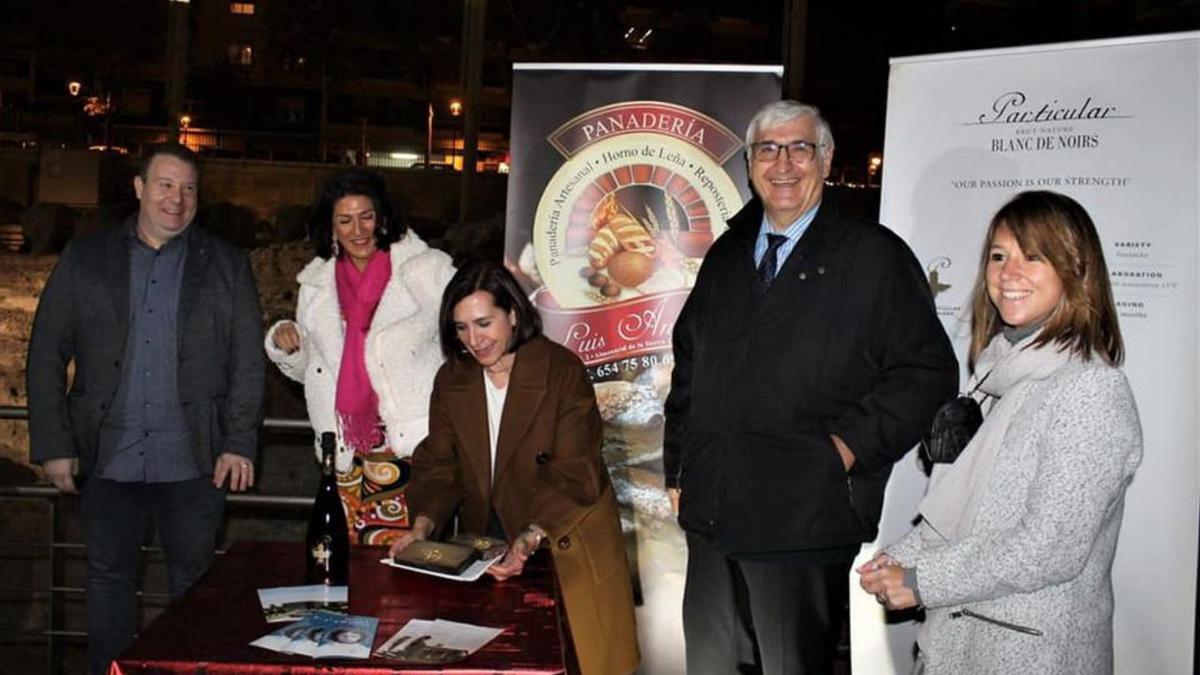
[26,143,265,674]
[664,101,957,674]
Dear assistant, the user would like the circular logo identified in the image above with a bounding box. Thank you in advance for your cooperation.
[534,132,742,309]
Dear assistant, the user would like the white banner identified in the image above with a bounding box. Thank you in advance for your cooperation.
[857,32,1200,674]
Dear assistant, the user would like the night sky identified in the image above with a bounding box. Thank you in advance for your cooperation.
[1,0,1197,173]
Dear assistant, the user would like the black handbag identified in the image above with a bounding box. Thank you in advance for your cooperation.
[919,395,983,467]
[919,371,990,472]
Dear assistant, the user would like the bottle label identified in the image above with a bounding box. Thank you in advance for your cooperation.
[310,535,333,570]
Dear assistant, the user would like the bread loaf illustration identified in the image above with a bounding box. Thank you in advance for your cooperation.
[607,250,656,288]
[587,227,621,268]
[608,214,656,256]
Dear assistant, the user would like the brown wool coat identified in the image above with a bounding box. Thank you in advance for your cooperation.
[408,336,640,675]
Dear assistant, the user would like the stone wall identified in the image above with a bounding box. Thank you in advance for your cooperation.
[0,252,53,481]
[0,211,508,479]
[0,242,316,474]
[199,158,508,226]
[13,150,508,252]
[0,149,36,209]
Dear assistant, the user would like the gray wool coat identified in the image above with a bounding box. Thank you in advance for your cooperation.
[886,356,1142,675]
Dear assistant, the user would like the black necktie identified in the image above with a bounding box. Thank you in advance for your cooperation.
[757,233,788,290]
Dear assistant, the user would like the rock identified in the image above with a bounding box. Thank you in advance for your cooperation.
[198,202,270,249]
[74,203,134,239]
[271,205,311,244]
[0,251,56,465]
[20,203,77,254]
[440,215,503,265]
[249,242,316,419]
[0,456,36,487]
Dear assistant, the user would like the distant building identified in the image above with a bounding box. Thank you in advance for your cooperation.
[0,2,788,171]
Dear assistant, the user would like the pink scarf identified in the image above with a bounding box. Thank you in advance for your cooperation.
[335,250,391,454]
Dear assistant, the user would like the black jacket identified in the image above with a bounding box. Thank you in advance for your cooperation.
[663,199,957,553]
[26,219,266,477]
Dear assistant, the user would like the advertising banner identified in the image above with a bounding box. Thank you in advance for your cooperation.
[505,63,781,674]
[859,33,1200,674]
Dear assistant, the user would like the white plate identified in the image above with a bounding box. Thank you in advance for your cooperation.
[378,553,503,583]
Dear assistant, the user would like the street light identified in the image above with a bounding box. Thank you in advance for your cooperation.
[425,103,435,170]
[867,152,883,186]
[424,99,465,170]
[448,99,463,170]
[179,114,192,148]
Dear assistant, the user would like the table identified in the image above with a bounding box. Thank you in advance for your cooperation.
[111,541,569,674]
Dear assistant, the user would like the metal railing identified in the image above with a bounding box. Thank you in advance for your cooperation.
[0,404,316,674]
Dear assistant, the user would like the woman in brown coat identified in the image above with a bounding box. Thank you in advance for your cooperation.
[389,259,639,675]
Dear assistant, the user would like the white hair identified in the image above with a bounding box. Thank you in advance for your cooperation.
[744,100,835,160]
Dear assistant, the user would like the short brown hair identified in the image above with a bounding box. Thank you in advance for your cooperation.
[968,191,1123,369]
[139,142,199,180]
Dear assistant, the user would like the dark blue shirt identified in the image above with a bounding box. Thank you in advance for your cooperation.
[98,226,199,483]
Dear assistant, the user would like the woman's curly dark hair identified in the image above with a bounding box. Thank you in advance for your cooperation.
[308,168,407,259]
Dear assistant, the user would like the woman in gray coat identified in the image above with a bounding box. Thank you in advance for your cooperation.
[859,191,1142,674]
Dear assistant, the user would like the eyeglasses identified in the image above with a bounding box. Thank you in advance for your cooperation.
[751,140,824,164]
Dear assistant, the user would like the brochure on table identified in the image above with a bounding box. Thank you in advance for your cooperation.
[250,610,378,659]
[256,584,349,623]
[374,618,504,664]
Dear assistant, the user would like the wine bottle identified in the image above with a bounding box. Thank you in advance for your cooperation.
[306,431,349,585]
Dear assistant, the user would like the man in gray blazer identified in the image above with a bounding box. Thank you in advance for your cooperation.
[26,143,265,674]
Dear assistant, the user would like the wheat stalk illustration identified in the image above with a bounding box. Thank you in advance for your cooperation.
[662,194,681,241]
[642,206,663,237]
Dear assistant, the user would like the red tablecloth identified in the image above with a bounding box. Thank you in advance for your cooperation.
[111,541,568,674]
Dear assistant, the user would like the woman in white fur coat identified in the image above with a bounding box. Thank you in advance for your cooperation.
[859,191,1142,674]
[265,169,454,545]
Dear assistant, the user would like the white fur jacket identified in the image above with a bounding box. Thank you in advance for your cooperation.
[264,232,454,473]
